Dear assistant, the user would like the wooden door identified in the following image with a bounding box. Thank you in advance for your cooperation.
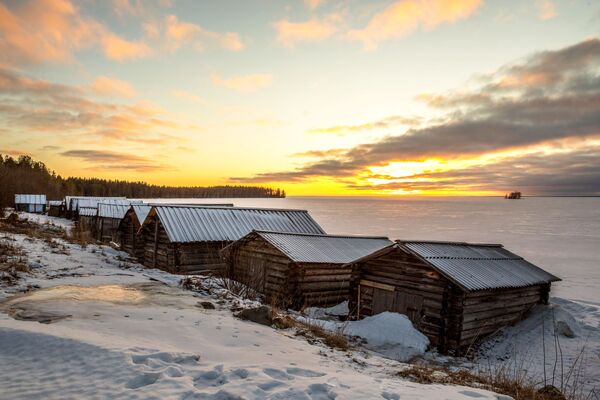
[393,290,424,328]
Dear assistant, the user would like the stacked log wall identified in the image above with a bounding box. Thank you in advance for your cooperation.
[297,263,351,307]
[349,248,454,349]
[96,217,121,243]
[141,218,176,273]
[456,284,547,352]
[177,242,229,275]
[118,214,145,263]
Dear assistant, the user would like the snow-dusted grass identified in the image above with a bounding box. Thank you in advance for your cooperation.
[0,218,501,400]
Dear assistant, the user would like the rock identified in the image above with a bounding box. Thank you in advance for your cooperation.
[555,320,575,338]
[537,385,566,400]
[235,305,273,326]
[199,301,215,310]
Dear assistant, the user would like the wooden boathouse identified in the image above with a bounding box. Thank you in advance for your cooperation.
[96,202,140,242]
[117,203,234,263]
[139,205,325,275]
[222,231,391,308]
[349,240,560,355]
[117,204,152,262]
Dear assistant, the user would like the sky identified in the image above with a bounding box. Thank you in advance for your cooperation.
[0,0,599,196]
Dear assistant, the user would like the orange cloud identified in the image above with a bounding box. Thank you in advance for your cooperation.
[304,0,324,10]
[101,34,152,61]
[210,73,273,92]
[273,16,340,47]
[349,0,482,49]
[0,0,154,65]
[535,0,557,20]
[91,76,136,98]
[145,15,244,52]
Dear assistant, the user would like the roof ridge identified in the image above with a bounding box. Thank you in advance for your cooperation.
[255,230,389,240]
[398,240,504,247]
[153,205,310,213]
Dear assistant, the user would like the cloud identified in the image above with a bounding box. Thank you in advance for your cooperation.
[61,149,167,172]
[304,0,324,10]
[348,0,482,49]
[171,90,206,104]
[0,67,192,149]
[535,0,557,20]
[144,15,244,52]
[210,73,273,92]
[273,16,340,47]
[308,115,422,134]
[101,34,152,61]
[0,0,155,65]
[91,76,136,98]
[232,38,600,196]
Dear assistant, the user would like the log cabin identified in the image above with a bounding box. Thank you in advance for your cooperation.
[117,204,152,262]
[349,240,560,355]
[139,205,325,275]
[116,203,234,263]
[96,202,141,243]
[221,231,392,308]
[47,200,63,217]
[77,206,98,234]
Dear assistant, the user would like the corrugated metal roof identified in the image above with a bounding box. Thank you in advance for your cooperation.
[65,196,127,211]
[149,205,325,243]
[48,200,63,206]
[98,202,142,219]
[78,207,98,217]
[254,231,392,264]
[14,194,46,205]
[400,241,560,291]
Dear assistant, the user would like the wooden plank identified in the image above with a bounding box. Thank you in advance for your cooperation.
[360,279,394,291]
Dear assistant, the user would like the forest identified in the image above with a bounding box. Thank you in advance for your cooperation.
[0,154,285,208]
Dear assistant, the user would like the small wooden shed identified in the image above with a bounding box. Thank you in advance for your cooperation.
[78,206,98,234]
[139,205,325,275]
[117,204,152,262]
[14,194,46,213]
[47,200,63,217]
[96,202,139,242]
[349,240,560,355]
[117,203,234,263]
[222,231,392,308]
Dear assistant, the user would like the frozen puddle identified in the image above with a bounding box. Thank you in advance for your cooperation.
[0,283,190,324]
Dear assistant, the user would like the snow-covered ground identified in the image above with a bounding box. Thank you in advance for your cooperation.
[0,214,503,400]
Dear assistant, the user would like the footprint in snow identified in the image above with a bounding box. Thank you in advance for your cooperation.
[126,371,161,389]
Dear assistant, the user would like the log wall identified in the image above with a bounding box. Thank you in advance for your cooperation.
[96,217,121,243]
[226,237,351,309]
[118,213,145,263]
[349,247,456,351]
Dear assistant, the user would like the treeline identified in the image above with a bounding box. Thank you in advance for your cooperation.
[0,155,285,208]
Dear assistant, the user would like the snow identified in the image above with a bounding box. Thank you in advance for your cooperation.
[297,312,430,362]
[473,298,600,392]
[0,222,500,400]
[303,301,349,319]
[15,211,74,233]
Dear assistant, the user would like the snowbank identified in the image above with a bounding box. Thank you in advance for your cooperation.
[475,298,600,392]
[299,311,430,362]
[304,301,349,319]
[16,212,74,233]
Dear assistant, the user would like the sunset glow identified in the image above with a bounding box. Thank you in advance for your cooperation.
[1,0,599,196]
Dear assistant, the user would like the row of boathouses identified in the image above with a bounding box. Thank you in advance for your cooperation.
[12,194,561,355]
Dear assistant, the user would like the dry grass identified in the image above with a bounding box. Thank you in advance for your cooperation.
[398,365,556,400]
[0,238,29,285]
[293,318,350,351]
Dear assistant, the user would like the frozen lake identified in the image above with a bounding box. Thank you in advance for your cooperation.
[146,196,600,304]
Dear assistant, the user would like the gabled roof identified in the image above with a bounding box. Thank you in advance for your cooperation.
[65,196,127,211]
[143,205,325,243]
[78,206,98,217]
[15,194,46,205]
[355,240,560,292]
[98,202,142,219]
[234,231,392,264]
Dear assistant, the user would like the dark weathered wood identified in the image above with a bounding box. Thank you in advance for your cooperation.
[349,245,549,355]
